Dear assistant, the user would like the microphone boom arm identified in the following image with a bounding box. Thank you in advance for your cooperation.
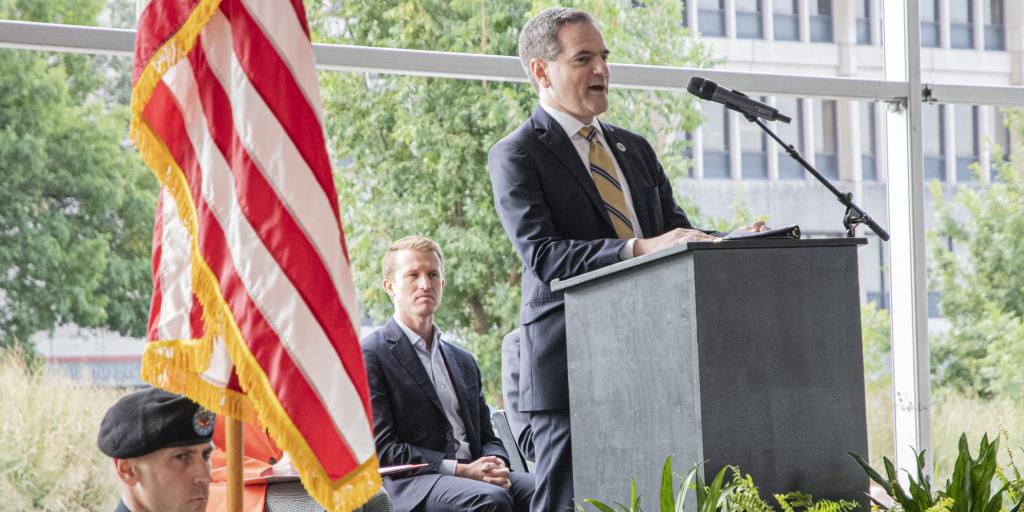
[744,112,890,241]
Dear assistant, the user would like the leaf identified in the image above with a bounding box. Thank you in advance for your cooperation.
[850,452,895,496]
[660,456,675,512]
[583,499,620,512]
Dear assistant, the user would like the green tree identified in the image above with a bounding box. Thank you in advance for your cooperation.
[0,1,156,350]
[928,109,1024,398]
[310,0,713,400]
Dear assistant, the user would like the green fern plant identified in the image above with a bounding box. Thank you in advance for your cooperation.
[852,433,1024,512]
[774,491,859,512]
[581,456,738,512]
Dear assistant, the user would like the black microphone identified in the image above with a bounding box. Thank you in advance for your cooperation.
[687,77,791,124]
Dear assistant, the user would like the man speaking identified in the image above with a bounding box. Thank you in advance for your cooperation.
[487,7,763,511]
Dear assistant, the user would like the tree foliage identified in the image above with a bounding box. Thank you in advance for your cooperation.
[309,0,713,400]
[0,0,156,350]
[928,109,1024,398]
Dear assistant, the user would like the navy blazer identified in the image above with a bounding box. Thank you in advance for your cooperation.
[362,318,508,510]
[488,106,696,411]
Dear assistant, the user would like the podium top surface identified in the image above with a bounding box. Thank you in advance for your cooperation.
[550,237,867,292]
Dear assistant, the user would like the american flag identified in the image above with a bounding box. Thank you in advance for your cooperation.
[130,0,380,509]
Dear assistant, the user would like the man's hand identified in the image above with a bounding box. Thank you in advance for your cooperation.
[633,228,716,257]
[455,456,510,488]
[735,220,768,233]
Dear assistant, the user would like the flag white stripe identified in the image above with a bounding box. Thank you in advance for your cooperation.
[161,59,376,461]
[157,189,193,341]
[238,0,324,124]
[202,13,361,336]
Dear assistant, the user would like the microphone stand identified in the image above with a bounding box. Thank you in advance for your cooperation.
[743,112,890,241]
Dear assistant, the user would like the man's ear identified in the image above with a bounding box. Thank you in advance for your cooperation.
[113,458,140,485]
[382,278,394,298]
[530,58,549,88]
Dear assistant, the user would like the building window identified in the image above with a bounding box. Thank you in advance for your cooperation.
[773,0,799,41]
[855,0,871,44]
[921,0,940,47]
[776,97,803,179]
[923,104,945,181]
[809,0,833,42]
[955,105,979,182]
[950,0,974,49]
[736,0,764,39]
[702,103,731,179]
[741,99,769,179]
[985,0,1005,50]
[860,102,877,181]
[814,99,838,179]
[698,0,726,37]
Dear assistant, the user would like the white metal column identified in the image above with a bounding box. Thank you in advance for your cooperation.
[882,0,933,480]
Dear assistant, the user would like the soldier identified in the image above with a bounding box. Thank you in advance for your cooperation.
[97,387,215,512]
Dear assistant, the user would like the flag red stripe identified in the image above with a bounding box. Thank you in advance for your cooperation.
[142,84,360,476]
[146,193,165,341]
[219,0,341,225]
[287,0,311,40]
[133,0,202,84]
[185,44,372,417]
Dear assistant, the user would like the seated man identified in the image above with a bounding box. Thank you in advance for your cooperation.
[362,236,535,512]
[97,387,215,512]
[500,328,535,461]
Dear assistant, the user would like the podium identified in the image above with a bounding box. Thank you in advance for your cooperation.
[550,238,869,506]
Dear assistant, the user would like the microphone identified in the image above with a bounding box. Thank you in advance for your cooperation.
[687,77,791,124]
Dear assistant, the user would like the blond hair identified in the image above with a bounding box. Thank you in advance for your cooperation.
[381,236,445,280]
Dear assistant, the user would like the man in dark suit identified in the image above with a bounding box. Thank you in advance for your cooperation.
[362,236,535,512]
[500,328,534,461]
[487,8,763,511]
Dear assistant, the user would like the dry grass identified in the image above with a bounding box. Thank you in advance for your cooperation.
[866,386,1024,485]
[0,351,128,511]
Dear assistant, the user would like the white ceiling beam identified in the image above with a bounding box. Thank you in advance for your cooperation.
[5,19,1024,106]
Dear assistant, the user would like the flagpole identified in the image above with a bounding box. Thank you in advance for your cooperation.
[226,418,244,512]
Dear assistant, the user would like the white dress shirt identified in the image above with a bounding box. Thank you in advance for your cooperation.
[540,102,641,260]
[394,316,471,476]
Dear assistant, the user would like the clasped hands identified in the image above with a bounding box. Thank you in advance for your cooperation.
[455,455,511,488]
[633,221,768,257]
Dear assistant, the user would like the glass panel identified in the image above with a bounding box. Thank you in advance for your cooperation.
[950,0,972,22]
[922,104,945,181]
[950,0,974,49]
[861,102,877,181]
[699,10,727,37]
[775,97,804,179]
[992,107,1010,160]
[856,0,871,44]
[810,0,832,16]
[955,105,978,182]
[702,103,731,179]
[737,12,764,39]
[921,0,941,47]
[815,99,838,179]
[985,0,1005,50]
[741,100,768,179]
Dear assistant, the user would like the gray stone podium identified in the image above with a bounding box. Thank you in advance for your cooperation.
[550,238,869,507]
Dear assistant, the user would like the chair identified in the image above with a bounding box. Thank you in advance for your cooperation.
[490,409,530,473]
[264,482,392,512]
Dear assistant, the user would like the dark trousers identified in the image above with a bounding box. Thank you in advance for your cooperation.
[421,471,534,512]
[529,410,574,511]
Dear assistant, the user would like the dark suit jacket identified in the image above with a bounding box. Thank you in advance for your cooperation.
[488,106,696,412]
[362,318,509,511]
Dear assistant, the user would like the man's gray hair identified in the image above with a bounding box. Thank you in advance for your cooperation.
[518,7,596,89]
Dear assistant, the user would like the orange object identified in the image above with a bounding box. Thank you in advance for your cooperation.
[206,416,284,512]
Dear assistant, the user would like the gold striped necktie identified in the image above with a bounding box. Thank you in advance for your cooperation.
[579,126,636,239]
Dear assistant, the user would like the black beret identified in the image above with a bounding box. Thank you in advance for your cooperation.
[97,387,215,459]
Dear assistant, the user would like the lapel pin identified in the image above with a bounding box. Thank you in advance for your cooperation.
[616,142,627,152]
